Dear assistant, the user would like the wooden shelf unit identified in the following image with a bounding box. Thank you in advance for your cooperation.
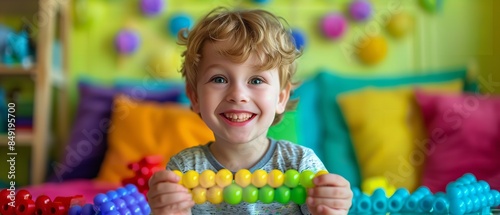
[0,0,71,185]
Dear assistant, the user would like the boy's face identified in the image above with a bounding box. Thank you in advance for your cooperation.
[187,41,290,144]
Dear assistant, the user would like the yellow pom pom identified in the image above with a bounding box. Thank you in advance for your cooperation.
[357,35,388,65]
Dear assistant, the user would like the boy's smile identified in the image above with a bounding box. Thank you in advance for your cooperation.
[220,111,256,125]
[187,41,290,146]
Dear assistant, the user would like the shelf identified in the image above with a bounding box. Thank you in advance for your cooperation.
[0,131,33,146]
[0,65,36,76]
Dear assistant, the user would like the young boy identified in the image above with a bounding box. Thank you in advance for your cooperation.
[148,7,353,215]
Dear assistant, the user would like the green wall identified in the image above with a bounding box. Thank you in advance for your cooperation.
[2,0,497,116]
[69,0,497,92]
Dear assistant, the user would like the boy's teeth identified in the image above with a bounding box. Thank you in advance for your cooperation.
[224,113,252,122]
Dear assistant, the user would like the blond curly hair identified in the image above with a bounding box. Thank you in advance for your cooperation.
[178,7,301,125]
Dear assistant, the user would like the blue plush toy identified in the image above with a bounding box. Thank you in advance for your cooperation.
[0,24,33,67]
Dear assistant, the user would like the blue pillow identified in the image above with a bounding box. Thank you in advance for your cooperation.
[317,67,469,188]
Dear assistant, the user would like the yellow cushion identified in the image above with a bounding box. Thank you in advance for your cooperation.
[97,95,214,184]
[337,80,462,191]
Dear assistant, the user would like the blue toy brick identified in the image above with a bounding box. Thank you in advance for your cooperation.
[388,188,409,213]
[356,193,372,213]
[432,196,450,214]
[371,188,387,213]
[68,205,82,215]
[92,184,150,215]
[81,204,95,215]
[93,193,109,207]
[106,190,119,201]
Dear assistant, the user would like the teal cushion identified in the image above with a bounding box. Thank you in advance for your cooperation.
[293,76,323,161]
[317,67,469,188]
[268,76,321,150]
[113,79,191,106]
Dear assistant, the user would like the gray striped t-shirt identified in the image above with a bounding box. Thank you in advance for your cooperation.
[166,139,326,215]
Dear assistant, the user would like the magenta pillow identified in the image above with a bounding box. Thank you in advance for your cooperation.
[49,81,181,182]
[415,89,500,192]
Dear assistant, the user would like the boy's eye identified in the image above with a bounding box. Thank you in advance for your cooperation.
[211,76,227,83]
[249,78,263,85]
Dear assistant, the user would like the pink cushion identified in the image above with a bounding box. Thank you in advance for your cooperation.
[22,179,119,204]
[415,90,500,192]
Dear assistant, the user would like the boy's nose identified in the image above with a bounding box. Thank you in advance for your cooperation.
[226,83,249,103]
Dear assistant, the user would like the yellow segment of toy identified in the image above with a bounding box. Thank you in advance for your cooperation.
[183,170,199,189]
[268,169,285,188]
[216,169,233,188]
[192,187,207,204]
[207,185,223,204]
[235,169,252,187]
[200,170,216,188]
[252,169,268,188]
[173,170,183,185]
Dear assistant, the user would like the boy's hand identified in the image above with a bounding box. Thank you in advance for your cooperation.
[306,174,353,215]
[147,170,195,215]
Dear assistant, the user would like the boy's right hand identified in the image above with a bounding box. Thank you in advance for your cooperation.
[147,170,195,215]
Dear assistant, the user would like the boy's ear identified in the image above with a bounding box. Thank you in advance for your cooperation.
[186,85,200,113]
[276,83,291,114]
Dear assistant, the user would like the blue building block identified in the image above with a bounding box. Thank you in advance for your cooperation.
[387,188,409,213]
[345,174,499,215]
[69,184,150,215]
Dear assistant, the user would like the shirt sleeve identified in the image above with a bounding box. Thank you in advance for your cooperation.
[298,148,327,173]
[166,157,181,171]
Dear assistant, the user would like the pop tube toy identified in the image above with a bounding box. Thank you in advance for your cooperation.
[173,169,328,205]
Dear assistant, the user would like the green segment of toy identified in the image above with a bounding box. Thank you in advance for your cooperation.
[242,185,259,203]
[300,170,315,188]
[284,169,300,188]
[259,185,275,204]
[291,185,307,204]
[275,186,291,204]
[223,183,243,205]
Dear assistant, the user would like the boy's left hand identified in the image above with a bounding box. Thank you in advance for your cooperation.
[306,174,353,215]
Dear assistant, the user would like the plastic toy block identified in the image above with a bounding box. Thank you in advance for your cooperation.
[347,173,500,215]
[91,184,151,215]
[15,199,36,215]
[121,155,164,196]
[370,188,387,213]
[387,188,409,213]
[0,189,86,215]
